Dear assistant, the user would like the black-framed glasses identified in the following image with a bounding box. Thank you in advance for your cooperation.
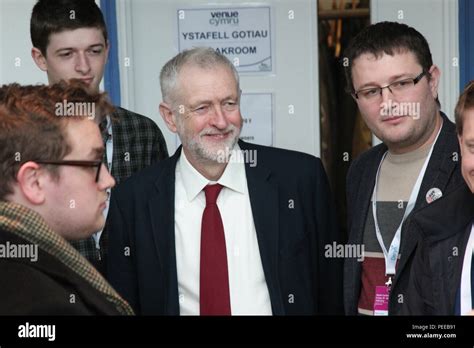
[34,160,103,182]
[353,71,428,101]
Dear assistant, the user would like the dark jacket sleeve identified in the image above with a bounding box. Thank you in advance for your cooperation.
[106,190,141,313]
[314,158,344,314]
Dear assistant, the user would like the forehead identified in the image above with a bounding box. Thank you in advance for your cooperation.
[177,64,238,104]
[64,119,102,155]
[47,27,106,51]
[461,108,474,135]
[352,51,421,84]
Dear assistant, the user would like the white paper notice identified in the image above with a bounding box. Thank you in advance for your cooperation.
[239,93,273,146]
[177,6,272,73]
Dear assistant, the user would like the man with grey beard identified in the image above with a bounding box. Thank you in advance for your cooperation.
[106,47,342,315]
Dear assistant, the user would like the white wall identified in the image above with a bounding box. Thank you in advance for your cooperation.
[0,0,102,85]
[0,0,47,85]
[117,0,320,155]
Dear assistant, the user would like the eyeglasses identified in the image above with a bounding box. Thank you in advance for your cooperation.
[34,160,103,182]
[352,71,427,101]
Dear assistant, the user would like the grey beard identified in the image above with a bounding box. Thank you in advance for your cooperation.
[176,119,241,164]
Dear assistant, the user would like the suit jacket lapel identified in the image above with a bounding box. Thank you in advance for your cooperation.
[148,148,181,315]
[397,114,458,278]
[240,141,284,315]
[415,113,457,211]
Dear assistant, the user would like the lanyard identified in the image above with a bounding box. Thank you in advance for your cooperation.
[460,223,474,315]
[372,125,442,276]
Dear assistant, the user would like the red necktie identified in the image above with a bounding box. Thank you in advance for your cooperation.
[200,184,231,315]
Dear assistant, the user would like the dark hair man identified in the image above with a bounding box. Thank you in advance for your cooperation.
[343,21,463,315]
[30,0,169,271]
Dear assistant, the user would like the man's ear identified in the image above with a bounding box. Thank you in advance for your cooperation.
[159,102,178,133]
[31,47,48,71]
[428,65,441,99]
[16,162,48,205]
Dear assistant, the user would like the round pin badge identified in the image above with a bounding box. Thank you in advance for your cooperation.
[426,187,442,204]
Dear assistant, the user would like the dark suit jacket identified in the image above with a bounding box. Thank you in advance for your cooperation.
[0,231,121,315]
[403,183,474,315]
[344,113,463,315]
[107,140,343,315]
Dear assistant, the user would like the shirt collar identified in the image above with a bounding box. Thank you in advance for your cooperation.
[178,144,247,202]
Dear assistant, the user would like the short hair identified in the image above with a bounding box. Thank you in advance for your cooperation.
[159,47,240,107]
[343,21,434,93]
[0,81,114,200]
[30,0,108,56]
[455,81,474,135]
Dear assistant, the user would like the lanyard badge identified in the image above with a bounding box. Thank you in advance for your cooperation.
[371,124,442,315]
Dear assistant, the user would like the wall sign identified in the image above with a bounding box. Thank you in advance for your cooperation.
[177,6,272,73]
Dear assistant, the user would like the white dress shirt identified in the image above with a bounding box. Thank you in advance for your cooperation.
[174,145,272,315]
